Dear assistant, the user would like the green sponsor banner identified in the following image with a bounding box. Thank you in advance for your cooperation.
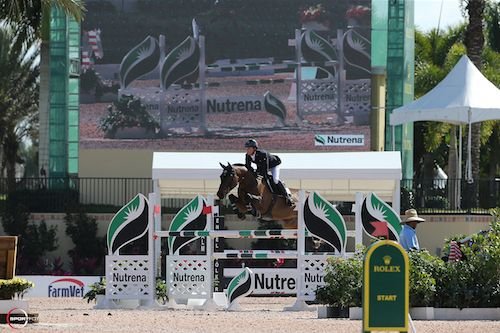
[363,240,408,332]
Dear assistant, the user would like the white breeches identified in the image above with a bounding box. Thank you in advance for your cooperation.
[270,166,280,184]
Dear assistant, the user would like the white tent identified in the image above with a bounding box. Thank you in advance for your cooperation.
[390,55,500,180]
[152,151,401,205]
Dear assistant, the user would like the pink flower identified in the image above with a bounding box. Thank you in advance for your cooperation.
[345,5,371,19]
[299,4,329,24]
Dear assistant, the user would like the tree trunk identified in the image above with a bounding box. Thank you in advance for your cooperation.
[38,41,50,176]
[464,0,485,207]
[4,125,19,194]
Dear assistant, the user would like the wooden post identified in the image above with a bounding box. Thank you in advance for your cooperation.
[0,236,17,279]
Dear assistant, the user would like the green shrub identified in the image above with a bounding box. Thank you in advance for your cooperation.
[83,278,168,304]
[99,95,159,137]
[407,250,441,307]
[435,218,500,308]
[65,211,106,275]
[316,254,363,308]
[316,218,500,309]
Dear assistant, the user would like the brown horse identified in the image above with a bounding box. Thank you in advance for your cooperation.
[216,163,297,229]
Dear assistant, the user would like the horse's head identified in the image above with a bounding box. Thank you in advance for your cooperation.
[217,162,238,199]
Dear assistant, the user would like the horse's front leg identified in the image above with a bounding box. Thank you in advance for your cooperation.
[228,194,248,220]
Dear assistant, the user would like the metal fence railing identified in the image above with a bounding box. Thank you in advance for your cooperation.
[0,177,498,214]
[400,178,500,214]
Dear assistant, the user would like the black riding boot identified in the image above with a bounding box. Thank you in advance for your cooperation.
[275,181,293,206]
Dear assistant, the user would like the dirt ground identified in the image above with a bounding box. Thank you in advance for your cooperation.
[9,297,500,333]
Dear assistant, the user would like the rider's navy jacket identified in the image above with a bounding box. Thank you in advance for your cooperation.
[245,149,281,176]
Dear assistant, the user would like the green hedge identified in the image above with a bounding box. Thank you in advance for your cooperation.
[316,217,500,308]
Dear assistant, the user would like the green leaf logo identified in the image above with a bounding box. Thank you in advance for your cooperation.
[107,193,149,255]
[119,36,160,89]
[226,267,253,305]
[168,195,207,255]
[301,29,337,62]
[314,135,326,145]
[303,192,346,253]
[160,36,200,90]
[264,91,286,123]
[361,192,402,241]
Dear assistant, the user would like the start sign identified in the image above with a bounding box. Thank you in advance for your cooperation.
[363,240,409,332]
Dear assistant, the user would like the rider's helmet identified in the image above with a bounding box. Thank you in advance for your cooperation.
[244,139,258,149]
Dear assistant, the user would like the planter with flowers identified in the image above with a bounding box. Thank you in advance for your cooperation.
[300,4,330,31]
[0,277,35,323]
[99,95,160,139]
[345,5,371,28]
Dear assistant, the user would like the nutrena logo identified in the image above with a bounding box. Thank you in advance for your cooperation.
[48,278,85,297]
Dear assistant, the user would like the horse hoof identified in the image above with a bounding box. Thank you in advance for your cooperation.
[237,213,246,220]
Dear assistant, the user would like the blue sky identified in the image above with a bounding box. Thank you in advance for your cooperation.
[414,0,465,32]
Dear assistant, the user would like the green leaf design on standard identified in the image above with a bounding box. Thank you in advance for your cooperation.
[119,36,160,89]
[305,192,347,253]
[107,193,149,255]
[168,195,205,254]
[161,36,200,90]
[366,192,402,241]
[301,29,337,62]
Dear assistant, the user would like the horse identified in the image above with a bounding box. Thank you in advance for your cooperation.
[216,163,297,229]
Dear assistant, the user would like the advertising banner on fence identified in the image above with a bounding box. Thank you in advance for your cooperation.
[18,276,101,298]
[224,267,325,295]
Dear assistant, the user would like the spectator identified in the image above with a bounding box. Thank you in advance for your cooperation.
[399,209,425,251]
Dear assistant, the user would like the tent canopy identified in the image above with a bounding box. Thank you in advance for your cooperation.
[152,151,401,203]
[390,55,500,126]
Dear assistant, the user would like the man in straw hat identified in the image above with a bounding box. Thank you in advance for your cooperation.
[399,209,425,251]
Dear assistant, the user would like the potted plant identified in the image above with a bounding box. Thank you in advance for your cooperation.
[83,278,168,305]
[83,278,106,304]
[299,4,330,31]
[0,278,34,314]
[316,255,362,318]
[99,95,160,139]
[0,278,34,300]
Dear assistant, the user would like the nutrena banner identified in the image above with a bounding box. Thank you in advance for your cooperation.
[18,276,101,298]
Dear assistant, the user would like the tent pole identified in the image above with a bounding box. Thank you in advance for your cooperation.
[458,125,462,179]
[467,120,472,182]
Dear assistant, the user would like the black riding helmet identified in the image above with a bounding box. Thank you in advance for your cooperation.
[244,139,258,148]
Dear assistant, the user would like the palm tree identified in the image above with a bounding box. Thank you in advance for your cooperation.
[0,0,85,178]
[0,26,39,192]
[463,0,485,195]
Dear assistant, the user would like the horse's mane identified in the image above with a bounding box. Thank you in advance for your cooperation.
[232,163,246,167]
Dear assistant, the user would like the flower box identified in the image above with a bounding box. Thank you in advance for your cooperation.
[434,307,500,320]
[0,300,29,313]
[410,307,434,320]
[317,305,349,318]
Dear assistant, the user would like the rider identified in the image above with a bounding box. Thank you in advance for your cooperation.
[244,139,293,206]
